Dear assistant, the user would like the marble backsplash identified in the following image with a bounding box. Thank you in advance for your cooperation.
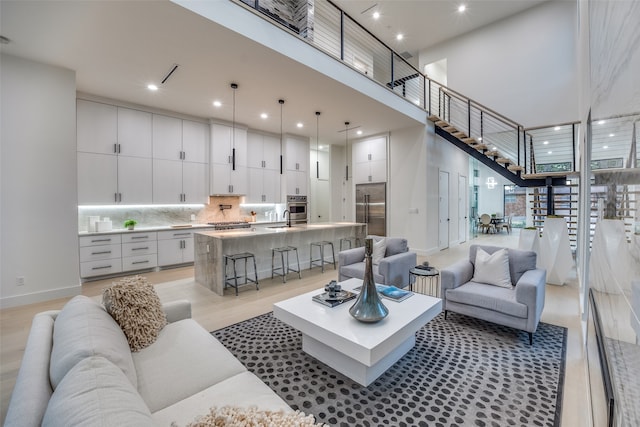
[78,196,286,232]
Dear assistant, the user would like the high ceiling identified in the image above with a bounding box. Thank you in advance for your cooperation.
[0,0,548,144]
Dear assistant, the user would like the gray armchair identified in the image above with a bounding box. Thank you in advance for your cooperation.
[338,235,416,288]
[441,244,546,345]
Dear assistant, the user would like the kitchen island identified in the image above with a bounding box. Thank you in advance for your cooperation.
[194,222,367,296]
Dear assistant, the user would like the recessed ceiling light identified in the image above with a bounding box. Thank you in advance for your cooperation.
[357,130,363,135]
[147,84,158,91]
[603,145,609,149]
[543,140,549,145]
[554,126,561,131]
[319,145,324,150]
[477,137,483,141]
[396,33,404,41]
[373,11,380,19]
[548,151,553,154]
[492,146,497,150]
[213,100,222,107]
[260,113,268,119]
[458,4,466,13]
[297,122,303,128]
[597,120,606,125]
[609,133,615,137]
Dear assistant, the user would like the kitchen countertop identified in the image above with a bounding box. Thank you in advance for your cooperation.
[195,222,363,239]
[78,221,288,236]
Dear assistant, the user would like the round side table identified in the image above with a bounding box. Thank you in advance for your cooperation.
[409,267,440,297]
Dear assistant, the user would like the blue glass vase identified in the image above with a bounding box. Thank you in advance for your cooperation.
[349,238,389,323]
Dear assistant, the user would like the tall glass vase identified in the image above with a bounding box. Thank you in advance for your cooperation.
[349,238,389,323]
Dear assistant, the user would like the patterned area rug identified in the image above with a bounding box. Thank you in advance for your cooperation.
[213,312,566,427]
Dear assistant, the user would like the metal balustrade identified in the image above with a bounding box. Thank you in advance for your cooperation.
[231,0,638,181]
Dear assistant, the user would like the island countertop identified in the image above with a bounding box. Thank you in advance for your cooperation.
[194,222,367,295]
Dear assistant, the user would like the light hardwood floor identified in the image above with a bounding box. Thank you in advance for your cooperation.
[0,231,588,426]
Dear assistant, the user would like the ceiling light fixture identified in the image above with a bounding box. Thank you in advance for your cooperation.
[554,126,561,131]
[609,133,615,137]
[316,112,321,179]
[603,145,609,149]
[260,113,268,119]
[373,11,380,19]
[396,33,404,41]
[297,122,303,128]
[548,151,553,154]
[231,83,238,171]
[213,100,222,107]
[543,140,549,145]
[458,4,466,13]
[357,130,363,135]
[147,84,158,91]
[279,99,285,175]
[597,120,606,125]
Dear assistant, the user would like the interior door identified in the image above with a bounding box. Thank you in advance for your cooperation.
[439,170,450,250]
[458,174,467,243]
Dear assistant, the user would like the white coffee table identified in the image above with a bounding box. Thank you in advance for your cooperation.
[273,278,442,386]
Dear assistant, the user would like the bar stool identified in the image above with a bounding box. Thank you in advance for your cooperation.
[339,236,361,251]
[271,246,301,283]
[310,241,336,273]
[224,252,259,296]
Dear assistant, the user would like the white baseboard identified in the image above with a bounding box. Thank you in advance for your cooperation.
[0,285,81,309]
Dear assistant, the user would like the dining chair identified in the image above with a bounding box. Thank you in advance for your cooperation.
[498,215,512,234]
[479,214,495,234]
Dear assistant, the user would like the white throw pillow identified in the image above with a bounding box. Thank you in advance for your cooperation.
[472,248,513,288]
[372,238,387,265]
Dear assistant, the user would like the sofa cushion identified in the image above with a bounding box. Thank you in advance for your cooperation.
[150,371,292,426]
[372,237,387,265]
[102,275,167,352]
[42,356,153,427]
[446,282,528,318]
[472,248,512,288]
[133,319,247,413]
[49,295,137,390]
[469,245,537,285]
[337,261,384,284]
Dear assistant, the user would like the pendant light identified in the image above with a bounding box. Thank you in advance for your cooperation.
[345,121,350,181]
[231,83,238,171]
[279,99,285,175]
[316,111,321,179]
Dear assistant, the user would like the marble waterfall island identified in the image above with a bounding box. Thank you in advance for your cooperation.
[195,223,366,296]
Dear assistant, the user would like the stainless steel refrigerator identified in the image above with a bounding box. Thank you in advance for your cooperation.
[356,183,386,236]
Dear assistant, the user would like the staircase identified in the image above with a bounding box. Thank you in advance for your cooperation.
[428,114,568,188]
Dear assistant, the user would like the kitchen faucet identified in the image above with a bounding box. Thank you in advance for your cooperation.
[283,210,291,227]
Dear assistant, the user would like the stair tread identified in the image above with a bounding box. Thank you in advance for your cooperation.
[485,150,499,157]
[452,131,468,138]
[428,115,441,122]
[442,126,458,132]
[508,165,525,172]
[496,157,512,164]
[434,120,450,127]
[474,144,488,150]
[462,137,477,144]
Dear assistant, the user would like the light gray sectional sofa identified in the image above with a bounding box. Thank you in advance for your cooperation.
[441,244,547,345]
[338,235,417,287]
[4,295,290,427]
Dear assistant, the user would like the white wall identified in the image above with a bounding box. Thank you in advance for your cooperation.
[1,54,80,308]
[387,124,469,255]
[419,0,579,127]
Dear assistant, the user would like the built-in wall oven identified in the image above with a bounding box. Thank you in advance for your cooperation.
[286,195,308,225]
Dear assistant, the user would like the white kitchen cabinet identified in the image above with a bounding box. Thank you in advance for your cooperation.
[79,234,122,278]
[182,120,209,163]
[117,155,153,204]
[247,132,282,203]
[211,123,247,195]
[117,107,152,158]
[79,152,153,205]
[152,114,183,161]
[77,100,117,155]
[153,117,209,203]
[121,232,158,272]
[285,135,309,172]
[157,229,195,266]
[353,136,387,184]
[78,152,118,205]
[286,170,307,196]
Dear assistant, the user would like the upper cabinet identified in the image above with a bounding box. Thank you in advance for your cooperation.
[152,115,209,203]
[152,115,208,163]
[352,136,387,184]
[77,100,117,154]
[285,135,309,196]
[246,131,282,203]
[210,122,247,195]
[117,108,152,158]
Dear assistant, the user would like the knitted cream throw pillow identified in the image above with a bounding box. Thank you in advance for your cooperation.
[173,406,325,427]
[102,275,167,352]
